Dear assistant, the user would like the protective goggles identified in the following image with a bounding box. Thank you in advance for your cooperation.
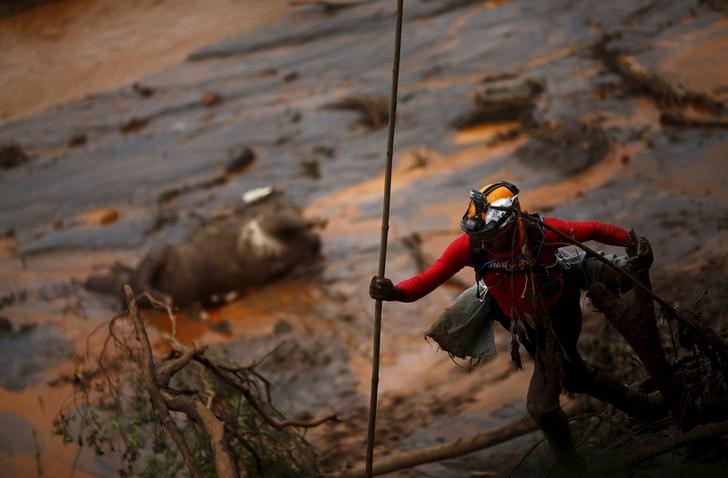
[460,190,519,236]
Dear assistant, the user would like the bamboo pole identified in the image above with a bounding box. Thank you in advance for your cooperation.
[366,1,404,477]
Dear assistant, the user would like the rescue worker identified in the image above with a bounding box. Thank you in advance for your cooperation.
[369,181,683,472]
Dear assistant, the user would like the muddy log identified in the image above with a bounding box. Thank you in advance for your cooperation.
[594,37,724,112]
[660,112,728,128]
[342,400,590,477]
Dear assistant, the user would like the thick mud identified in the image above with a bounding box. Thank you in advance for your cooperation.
[1,0,727,476]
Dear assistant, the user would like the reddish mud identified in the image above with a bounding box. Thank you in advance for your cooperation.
[0,0,294,122]
[0,0,727,476]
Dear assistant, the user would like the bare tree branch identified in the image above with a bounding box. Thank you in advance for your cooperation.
[124,285,203,478]
[193,353,339,430]
[164,392,238,478]
[155,345,202,387]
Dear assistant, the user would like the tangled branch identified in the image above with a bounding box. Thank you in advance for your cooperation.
[53,286,337,477]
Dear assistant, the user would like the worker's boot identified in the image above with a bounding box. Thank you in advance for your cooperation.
[537,408,586,477]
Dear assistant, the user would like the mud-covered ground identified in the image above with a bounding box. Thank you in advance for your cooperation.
[1,0,727,476]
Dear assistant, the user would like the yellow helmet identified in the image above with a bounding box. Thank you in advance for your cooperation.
[460,181,520,238]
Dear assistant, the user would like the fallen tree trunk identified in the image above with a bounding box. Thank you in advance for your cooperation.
[660,112,728,128]
[342,400,590,477]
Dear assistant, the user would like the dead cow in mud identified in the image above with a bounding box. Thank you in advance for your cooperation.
[86,204,322,309]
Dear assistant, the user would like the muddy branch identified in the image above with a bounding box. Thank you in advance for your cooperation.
[660,112,728,128]
[124,286,206,478]
[342,399,591,477]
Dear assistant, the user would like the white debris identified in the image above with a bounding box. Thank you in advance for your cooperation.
[242,186,274,204]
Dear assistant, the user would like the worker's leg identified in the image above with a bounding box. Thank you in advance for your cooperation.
[552,281,668,421]
[525,323,582,472]
[587,237,695,429]
[587,280,692,428]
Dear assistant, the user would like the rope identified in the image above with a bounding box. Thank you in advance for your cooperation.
[366,1,404,477]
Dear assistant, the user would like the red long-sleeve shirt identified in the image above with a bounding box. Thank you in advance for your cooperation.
[396,219,631,318]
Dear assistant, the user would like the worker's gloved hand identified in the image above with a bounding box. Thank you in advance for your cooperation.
[369,276,402,301]
[626,231,653,273]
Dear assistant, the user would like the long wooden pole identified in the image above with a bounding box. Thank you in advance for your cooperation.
[366,1,404,476]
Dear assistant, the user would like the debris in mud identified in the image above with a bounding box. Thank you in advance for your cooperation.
[0,290,27,310]
[290,0,366,15]
[311,144,336,159]
[0,143,30,170]
[416,0,498,20]
[486,127,523,146]
[400,148,430,171]
[481,71,520,83]
[242,185,275,204]
[402,232,427,272]
[594,36,724,112]
[515,119,611,175]
[288,109,303,123]
[132,82,155,98]
[158,147,256,204]
[706,0,728,13]
[275,133,295,145]
[301,158,321,179]
[85,195,322,308]
[78,208,121,226]
[450,78,543,130]
[273,319,294,335]
[283,71,300,82]
[1,228,14,239]
[402,231,471,290]
[660,111,728,128]
[145,208,179,236]
[225,145,256,174]
[325,94,389,130]
[67,133,87,147]
[119,116,149,134]
[201,91,223,107]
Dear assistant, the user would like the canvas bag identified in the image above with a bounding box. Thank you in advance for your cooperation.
[425,284,497,360]
[425,248,631,360]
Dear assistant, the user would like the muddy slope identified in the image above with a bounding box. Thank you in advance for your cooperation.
[0,0,727,476]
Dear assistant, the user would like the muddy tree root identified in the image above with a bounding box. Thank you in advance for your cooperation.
[341,400,590,477]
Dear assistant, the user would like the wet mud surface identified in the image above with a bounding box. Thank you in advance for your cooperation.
[1,0,727,476]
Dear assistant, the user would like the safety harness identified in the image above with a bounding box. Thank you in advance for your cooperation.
[470,213,559,300]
